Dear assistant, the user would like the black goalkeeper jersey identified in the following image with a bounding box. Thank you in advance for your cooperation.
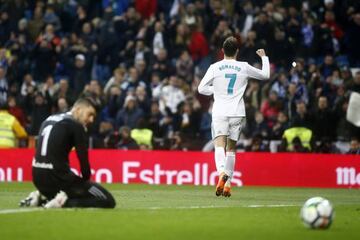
[33,112,91,182]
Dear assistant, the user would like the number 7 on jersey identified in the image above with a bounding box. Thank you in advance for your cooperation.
[225,73,236,94]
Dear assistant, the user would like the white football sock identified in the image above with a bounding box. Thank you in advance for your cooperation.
[214,147,225,174]
[224,151,236,179]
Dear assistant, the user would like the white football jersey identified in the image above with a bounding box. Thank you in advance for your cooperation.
[198,56,270,117]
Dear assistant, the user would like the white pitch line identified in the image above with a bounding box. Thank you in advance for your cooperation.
[136,204,298,210]
[0,204,299,214]
[144,205,229,210]
[0,208,44,215]
[247,204,298,208]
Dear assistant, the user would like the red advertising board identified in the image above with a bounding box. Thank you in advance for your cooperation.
[0,149,359,188]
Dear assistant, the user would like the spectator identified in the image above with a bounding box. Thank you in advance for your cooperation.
[246,134,269,152]
[271,72,289,99]
[72,5,89,35]
[347,137,360,154]
[271,111,289,140]
[159,75,185,114]
[135,85,151,117]
[291,101,313,129]
[20,73,36,97]
[43,5,62,31]
[188,23,209,64]
[284,83,300,121]
[346,13,360,67]
[151,21,167,56]
[334,99,352,141]
[38,75,57,99]
[322,11,343,40]
[0,10,11,45]
[105,84,125,121]
[71,53,90,95]
[150,47,172,79]
[93,121,114,149]
[245,79,262,109]
[53,78,76,106]
[29,92,51,135]
[0,48,9,68]
[148,100,164,140]
[0,102,27,148]
[122,67,147,93]
[0,66,8,104]
[176,50,194,84]
[7,95,26,128]
[134,59,149,84]
[348,71,360,93]
[239,30,263,65]
[300,15,316,59]
[247,111,269,139]
[131,118,153,150]
[150,72,163,100]
[115,95,144,129]
[319,55,338,79]
[251,11,274,48]
[269,29,293,67]
[169,131,186,151]
[56,97,69,113]
[260,90,282,128]
[200,101,212,141]
[134,39,151,66]
[81,79,104,107]
[116,126,139,150]
[174,100,201,139]
[281,127,313,152]
[170,23,190,59]
[104,67,126,95]
[312,96,336,141]
[33,24,60,81]
[28,6,44,42]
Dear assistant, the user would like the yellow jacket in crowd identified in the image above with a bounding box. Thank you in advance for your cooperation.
[0,110,27,148]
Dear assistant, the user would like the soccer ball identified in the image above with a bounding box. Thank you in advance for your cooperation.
[300,197,334,229]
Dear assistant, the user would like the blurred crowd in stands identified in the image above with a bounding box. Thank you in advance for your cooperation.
[0,0,359,154]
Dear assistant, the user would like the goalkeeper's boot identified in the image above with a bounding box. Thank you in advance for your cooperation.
[44,191,68,209]
[223,179,231,197]
[19,190,46,207]
[215,173,229,196]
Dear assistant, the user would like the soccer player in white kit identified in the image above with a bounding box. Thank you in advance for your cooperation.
[198,36,270,197]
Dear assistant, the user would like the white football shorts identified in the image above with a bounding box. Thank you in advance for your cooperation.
[211,116,246,141]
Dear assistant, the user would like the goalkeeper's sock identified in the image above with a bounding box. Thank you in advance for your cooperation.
[214,147,225,174]
[224,151,236,179]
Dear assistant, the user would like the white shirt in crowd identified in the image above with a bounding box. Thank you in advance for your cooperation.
[198,56,270,117]
[160,85,185,114]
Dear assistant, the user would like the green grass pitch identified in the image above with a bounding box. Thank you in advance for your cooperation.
[0,183,359,240]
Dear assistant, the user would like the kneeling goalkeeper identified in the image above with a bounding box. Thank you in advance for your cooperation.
[21,98,115,208]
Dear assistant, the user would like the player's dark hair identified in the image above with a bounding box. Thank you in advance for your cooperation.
[223,36,239,57]
[73,97,97,110]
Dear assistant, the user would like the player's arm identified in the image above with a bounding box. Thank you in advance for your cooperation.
[246,49,270,80]
[198,65,214,96]
[73,123,91,181]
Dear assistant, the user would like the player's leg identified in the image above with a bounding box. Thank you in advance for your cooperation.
[223,117,245,197]
[223,138,236,197]
[20,168,58,207]
[214,135,229,196]
[212,117,230,196]
[65,181,116,208]
[45,181,116,208]
[214,135,227,174]
[19,190,48,207]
